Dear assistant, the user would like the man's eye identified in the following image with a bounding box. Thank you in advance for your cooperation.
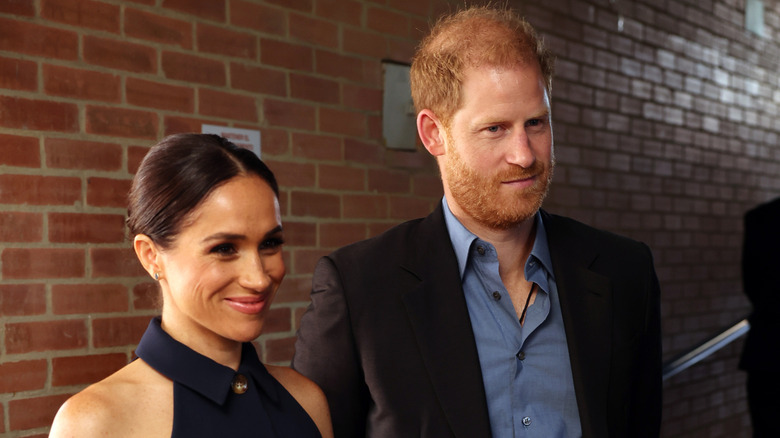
[210,243,236,255]
[486,125,501,133]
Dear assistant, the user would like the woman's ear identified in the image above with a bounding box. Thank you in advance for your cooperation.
[133,234,162,280]
[417,109,446,157]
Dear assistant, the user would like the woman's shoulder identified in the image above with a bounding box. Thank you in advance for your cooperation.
[50,359,172,438]
[266,365,333,438]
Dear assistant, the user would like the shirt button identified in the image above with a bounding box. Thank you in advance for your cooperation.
[477,246,486,255]
[492,291,501,300]
[522,416,532,426]
[231,374,248,394]
[516,351,526,360]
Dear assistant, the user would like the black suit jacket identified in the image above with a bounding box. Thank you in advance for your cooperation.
[739,197,780,373]
[292,206,662,437]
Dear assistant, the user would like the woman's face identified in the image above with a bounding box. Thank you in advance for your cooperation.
[155,175,285,349]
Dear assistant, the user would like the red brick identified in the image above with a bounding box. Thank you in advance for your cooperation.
[0,360,47,393]
[343,194,388,219]
[125,8,192,49]
[265,160,315,188]
[0,96,78,132]
[43,64,120,102]
[412,175,441,201]
[133,281,159,310]
[389,196,433,220]
[386,148,434,170]
[320,222,366,248]
[48,212,125,244]
[86,176,132,208]
[274,276,311,303]
[5,319,87,353]
[0,17,78,60]
[199,89,257,122]
[0,133,39,167]
[83,35,156,73]
[280,221,316,246]
[0,56,36,91]
[262,306,292,334]
[293,249,326,276]
[0,212,43,242]
[319,164,365,191]
[126,77,194,112]
[265,0,311,12]
[343,83,382,112]
[92,316,150,347]
[128,145,151,174]
[2,248,85,280]
[315,0,361,25]
[0,284,46,316]
[263,99,315,130]
[41,0,119,33]
[290,13,338,48]
[367,7,409,37]
[389,0,428,16]
[45,138,122,171]
[86,106,158,139]
[344,138,383,165]
[90,247,146,277]
[316,50,364,82]
[164,115,212,136]
[8,394,71,431]
[260,39,313,71]
[230,62,286,96]
[320,107,368,137]
[292,133,342,160]
[290,191,340,218]
[52,283,127,314]
[162,51,226,86]
[343,27,387,58]
[259,127,290,156]
[265,336,295,363]
[0,0,35,15]
[52,353,127,386]
[163,0,225,21]
[368,168,411,194]
[231,0,285,35]
[290,73,339,104]
[197,23,256,59]
[0,174,81,205]
[387,38,417,64]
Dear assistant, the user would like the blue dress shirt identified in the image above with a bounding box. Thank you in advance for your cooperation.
[443,198,582,437]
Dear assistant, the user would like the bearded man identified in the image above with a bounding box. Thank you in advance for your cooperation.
[293,6,662,438]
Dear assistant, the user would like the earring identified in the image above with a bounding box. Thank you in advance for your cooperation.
[154,272,160,281]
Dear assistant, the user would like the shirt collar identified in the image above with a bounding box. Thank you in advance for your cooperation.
[442,197,554,280]
[135,317,280,406]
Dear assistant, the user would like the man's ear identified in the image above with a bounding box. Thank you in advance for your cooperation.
[417,109,446,157]
[133,234,162,280]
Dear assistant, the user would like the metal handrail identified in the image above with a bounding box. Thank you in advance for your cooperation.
[662,314,751,381]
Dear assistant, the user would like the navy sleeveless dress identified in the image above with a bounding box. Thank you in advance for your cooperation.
[135,317,322,437]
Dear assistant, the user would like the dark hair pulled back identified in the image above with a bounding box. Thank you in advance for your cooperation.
[127,133,278,248]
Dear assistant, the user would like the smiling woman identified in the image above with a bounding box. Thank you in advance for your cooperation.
[49,134,333,438]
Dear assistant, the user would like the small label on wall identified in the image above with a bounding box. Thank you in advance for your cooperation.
[201,124,262,158]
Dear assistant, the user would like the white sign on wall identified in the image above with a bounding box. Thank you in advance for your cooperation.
[201,124,262,158]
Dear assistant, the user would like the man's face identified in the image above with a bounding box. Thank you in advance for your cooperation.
[440,62,554,230]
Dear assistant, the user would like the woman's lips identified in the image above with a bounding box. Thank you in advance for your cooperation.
[225,295,268,314]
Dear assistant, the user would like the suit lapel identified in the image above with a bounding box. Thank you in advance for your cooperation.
[400,205,492,438]
[543,211,612,437]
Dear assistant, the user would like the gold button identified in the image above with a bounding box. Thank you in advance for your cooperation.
[231,374,248,394]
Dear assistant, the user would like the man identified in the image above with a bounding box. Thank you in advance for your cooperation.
[293,6,661,437]
[739,196,780,438]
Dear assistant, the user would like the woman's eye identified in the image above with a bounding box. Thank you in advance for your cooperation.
[210,243,237,255]
[260,237,284,251]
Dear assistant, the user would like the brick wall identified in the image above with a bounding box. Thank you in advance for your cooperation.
[0,0,777,436]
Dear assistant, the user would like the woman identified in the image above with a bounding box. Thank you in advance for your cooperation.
[50,134,333,437]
